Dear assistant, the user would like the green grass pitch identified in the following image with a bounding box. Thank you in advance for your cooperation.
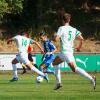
[0,72,100,100]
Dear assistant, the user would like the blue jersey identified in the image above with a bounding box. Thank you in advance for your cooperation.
[42,39,56,67]
[43,39,56,53]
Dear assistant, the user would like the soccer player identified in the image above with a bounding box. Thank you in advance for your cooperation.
[39,33,57,79]
[53,13,96,90]
[7,32,48,82]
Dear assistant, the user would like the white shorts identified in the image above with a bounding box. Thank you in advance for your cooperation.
[57,52,75,63]
[16,52,30,65]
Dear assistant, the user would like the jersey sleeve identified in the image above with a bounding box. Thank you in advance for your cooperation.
[57,27,63,37]
[12,35,19,40]
[75,29,81,37]
[29,39,34,44]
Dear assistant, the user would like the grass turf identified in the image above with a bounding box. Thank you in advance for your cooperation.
[0,72,100,100]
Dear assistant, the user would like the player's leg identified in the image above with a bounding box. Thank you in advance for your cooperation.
[39,63,49,81]
[34,64,38,69]
[53,54,64,90]
[26,63,48,82]
[21,53,33,74]
[28,53,40,70]
[44,56,55,75]
[10,58,19,82]
[24,53,48,82]
[67,54,96,90]
[28,53,33,63]
[20,52,48,82]
[44,67,55,74]
[39,55,56,81]
[21,53,39,74]
[21,63,27,74]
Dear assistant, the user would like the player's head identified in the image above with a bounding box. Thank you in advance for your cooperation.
[62,13,71,24]
[21,32,29,37]
[39,32,48,41]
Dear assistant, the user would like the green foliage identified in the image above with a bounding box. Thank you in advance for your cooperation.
[6,0,24,14]
[0,0,99,39]
[0,0,23,20]
[0,0,8,19]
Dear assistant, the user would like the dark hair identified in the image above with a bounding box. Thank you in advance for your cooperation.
[63,13,71,23]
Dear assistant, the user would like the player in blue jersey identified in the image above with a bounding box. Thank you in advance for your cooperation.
[39,32,57,80]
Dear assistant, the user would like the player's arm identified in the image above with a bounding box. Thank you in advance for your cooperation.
[53,34,60,42]
[75,33,84,52]
[47,42,57,55]
[7,38,14,44]
[33,41,44,54]
[52,48,57,54]
[53,27,62,42]
[7,35,18,44]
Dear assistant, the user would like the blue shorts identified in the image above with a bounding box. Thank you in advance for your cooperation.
[42,55,55,67]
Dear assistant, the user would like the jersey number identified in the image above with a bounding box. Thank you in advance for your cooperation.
[68,31,72,41]
[22,39,27,47]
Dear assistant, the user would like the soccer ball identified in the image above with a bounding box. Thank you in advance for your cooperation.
[36,76,43,83]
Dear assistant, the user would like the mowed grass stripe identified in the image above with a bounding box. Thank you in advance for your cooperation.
[0,73,100,100]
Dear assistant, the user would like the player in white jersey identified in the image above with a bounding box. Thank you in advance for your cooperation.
[53,13,96,90]
[7,32,48,82]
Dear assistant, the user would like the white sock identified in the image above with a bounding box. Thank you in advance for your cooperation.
[75,67,93,81]
[54,65,61,84]
[12,64,18,78]
[31,66,45,77]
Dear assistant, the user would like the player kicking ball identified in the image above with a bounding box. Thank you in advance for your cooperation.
[7,32,48,82]
[53,13,96,90]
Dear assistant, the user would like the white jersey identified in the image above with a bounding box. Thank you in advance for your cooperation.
[57,25,81,54]
[12,35,34,53]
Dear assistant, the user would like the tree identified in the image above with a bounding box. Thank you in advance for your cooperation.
[0,0,24,22]
[0,0,8,20]
[6,0,24,14]
[0,0,99,39]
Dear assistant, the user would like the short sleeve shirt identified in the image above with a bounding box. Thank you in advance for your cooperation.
[57,25,81,53]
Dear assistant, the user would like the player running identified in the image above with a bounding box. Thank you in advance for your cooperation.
[7,32,48,82]
[53,13,96,90]
[39,33,57,80]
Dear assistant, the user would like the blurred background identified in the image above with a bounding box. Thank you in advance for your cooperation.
[0,0,100,52]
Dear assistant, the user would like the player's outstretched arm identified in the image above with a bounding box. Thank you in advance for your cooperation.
[7,38,14,44]
[33,41,44,54]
